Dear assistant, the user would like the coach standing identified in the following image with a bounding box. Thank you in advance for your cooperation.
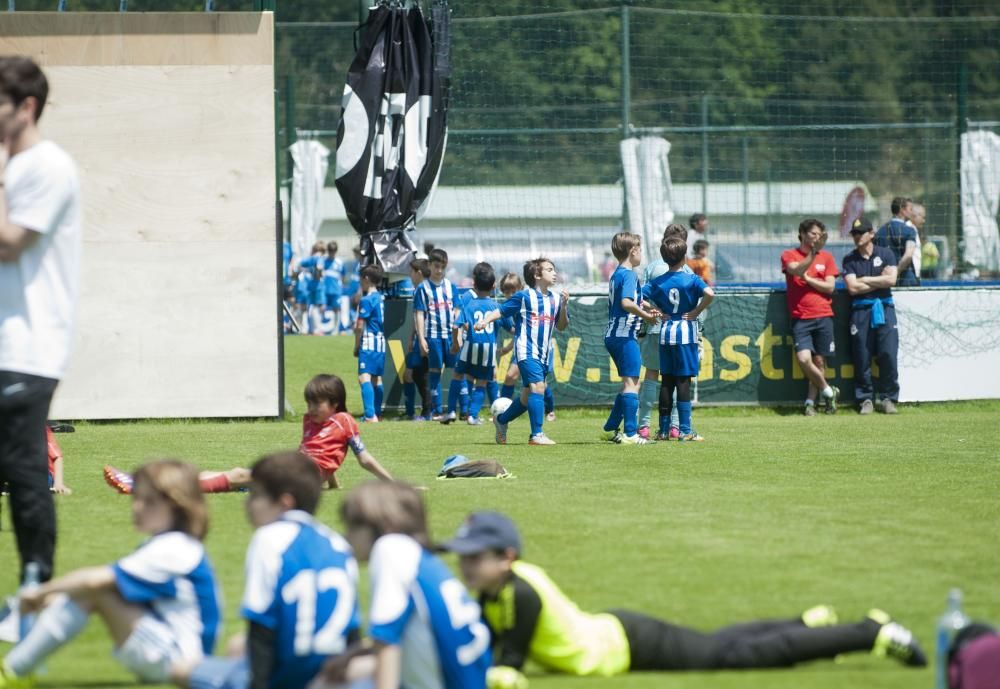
[842,217,898,415]
[0,57,82,583]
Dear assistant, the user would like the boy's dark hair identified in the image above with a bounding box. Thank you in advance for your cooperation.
[499,271,524,295]
[693,239,710,254]
[410,258,431,279]
[660,236,688,266]
[522,257,551,288]
[664,223,688,241]
[428,248,449,266]
[360,264,384,285]
[304,373,347,413]
[251,451,322,515]
[341,481,430,549]
[689,213,707,229]
[891,196,912,216]
[0,57,48,122]
[472,262,496,292]
[326,240,338,254]
[611,232,642,261]
[797,218,826,239]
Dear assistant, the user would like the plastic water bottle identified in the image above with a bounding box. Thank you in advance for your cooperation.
[18,562,41,642]
[935,588,970,689]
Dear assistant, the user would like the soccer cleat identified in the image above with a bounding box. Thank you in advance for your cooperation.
[528,433,556,446]
[546,411,556,422]
[0,662,35,689]
[859,399,874,415]
[669,427,681,440]
[825,386,840,415]
[619,434,650,446]
[362,416,379,423]
[598,428,621,442]
[879,398,898,415]
[466,416,482,426]
[655,431,672,441]
[103,465,134,495]
[637,426,650,440]
[439,411,458,425]
[869,610,927,667]
[801,604,839,628]
[803,403,817,417]
[493,415,508,445]
[678,432,705,442]
[431,413,445,422]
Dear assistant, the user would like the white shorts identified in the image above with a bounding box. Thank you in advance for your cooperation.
[113,614,183,683]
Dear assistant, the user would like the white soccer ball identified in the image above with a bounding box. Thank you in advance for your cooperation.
[491,397,513,418]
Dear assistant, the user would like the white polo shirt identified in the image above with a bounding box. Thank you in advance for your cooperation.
[0,140,81,380]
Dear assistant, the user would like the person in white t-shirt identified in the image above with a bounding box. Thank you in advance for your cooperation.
[0,56,82,587]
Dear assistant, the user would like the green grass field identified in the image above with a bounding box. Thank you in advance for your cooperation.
[2,335,999,688]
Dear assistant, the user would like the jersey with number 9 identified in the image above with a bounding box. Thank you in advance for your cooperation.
[241,511,361,689]
[369,533,492,689]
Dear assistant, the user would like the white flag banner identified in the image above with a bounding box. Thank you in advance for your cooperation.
[290,139,330,260]
[960,130,1000,271]
[621,136,674,262]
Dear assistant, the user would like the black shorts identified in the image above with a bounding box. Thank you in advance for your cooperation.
[791,317,834,357]
[609,608,713,671]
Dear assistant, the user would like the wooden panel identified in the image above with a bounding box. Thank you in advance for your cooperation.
[0,12,273,66]
[12,13,282,419]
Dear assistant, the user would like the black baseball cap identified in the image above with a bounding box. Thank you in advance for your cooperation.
[439,511,522,555]
[850,217,873,234]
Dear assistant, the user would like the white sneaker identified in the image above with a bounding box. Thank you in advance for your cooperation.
[619,434,650,445]
[439,411,458,424]
[528,433,557,446]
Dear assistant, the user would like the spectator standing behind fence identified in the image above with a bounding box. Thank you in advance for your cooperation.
[909,202,928,279]
[687,239,714,284]
[687,212,709,258]
[0,57,82,587]
[781,219,840,417]
[842,217,899,415]
[874,197,918,287]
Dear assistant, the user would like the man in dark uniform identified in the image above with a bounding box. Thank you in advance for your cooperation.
[874,197,919,286]
[842,217,900,415]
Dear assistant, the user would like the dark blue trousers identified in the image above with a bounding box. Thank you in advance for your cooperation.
[849,305,899,402]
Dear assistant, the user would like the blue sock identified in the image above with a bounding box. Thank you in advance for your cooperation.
[487,381,500,403]
[500,383,515,399]
[544,386,555,414]
[460,380,470,415]
[404,381,416,416]
[430,371,442,414]
[360,381,375,419]
[623,392,639,436]
[639,379,658,429]
[470,386,487,419]
[448,378,463,414]
[374,384,384,418]
[499,395,527,424]
[604,393,624,432]
[678,401,693,435]
[527,392,545,436]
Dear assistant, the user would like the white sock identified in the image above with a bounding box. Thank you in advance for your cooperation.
[804,399,815,406]
[6,595,89,675]
[821,386,834,399]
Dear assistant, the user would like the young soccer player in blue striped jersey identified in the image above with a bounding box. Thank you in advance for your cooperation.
[451,262,511,425]
[312,481,490,689]
[403,258,432,420]
[600,232,661,445]
[642,236,715,441]
[413,248,456,419]
[179,451,362,689]
[476,258,569,446]
[354,264,386,422]
[441,286,474,424]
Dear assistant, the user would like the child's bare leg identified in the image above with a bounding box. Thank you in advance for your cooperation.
[197,467,251,493]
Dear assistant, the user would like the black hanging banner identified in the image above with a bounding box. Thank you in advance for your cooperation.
[335,1,452,275]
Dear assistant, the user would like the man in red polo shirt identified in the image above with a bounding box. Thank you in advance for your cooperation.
[781,218,840,416]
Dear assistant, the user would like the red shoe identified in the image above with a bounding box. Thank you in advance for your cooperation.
[103,465,134,494]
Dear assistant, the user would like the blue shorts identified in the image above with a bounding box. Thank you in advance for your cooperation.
[406,340,425,369]
[460,362,495,382]
[359,349,386,377]
[426,338,456,370]
[325,292,342,309]
[659,343,700,377]
[605,337,642,379]
[791,317,835,357]
[518,357,549,386]
[454,358,469,375]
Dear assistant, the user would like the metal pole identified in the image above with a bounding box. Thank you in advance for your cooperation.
[742,137,749,233]
[765,161,772,233]
[955,59,967,266]
[620,1,631,140]
[284,74,296,240]
[7,1,13,12]
[701,94,709,214]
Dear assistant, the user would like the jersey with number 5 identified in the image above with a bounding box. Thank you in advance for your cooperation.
[241,510,361,689]
[368,534,491,689]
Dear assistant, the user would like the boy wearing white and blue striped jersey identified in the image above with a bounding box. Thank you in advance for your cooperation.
[354,264,386,422]
[452,263,512,425]
[601,232,660,446]
[476,258,569,446]
[440,287,475,424]
[2,461,220,687]
[183,451,361,689]
[413,248,456,418]
[641,236,714,441]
